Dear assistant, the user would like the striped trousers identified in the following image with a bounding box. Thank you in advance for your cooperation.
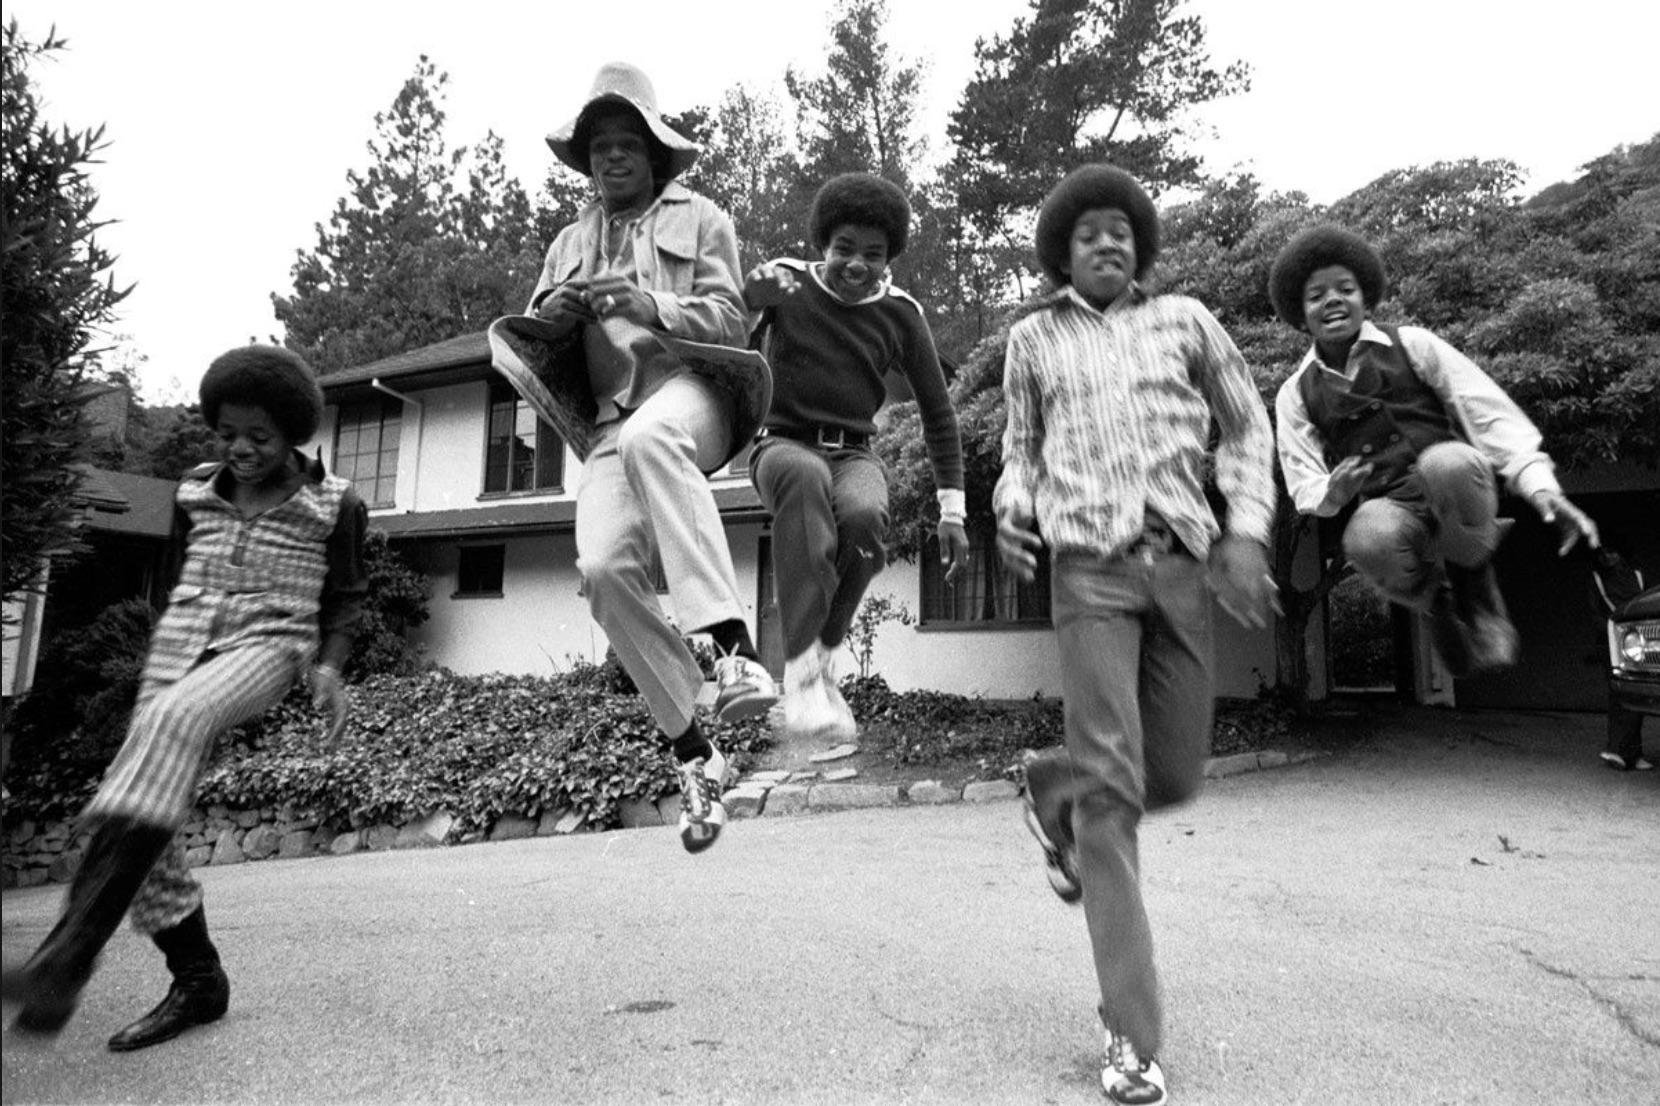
[82,644,300,933]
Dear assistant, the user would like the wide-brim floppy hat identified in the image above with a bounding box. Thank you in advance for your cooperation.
[545,62,699,178]
[1268,224,1387,329]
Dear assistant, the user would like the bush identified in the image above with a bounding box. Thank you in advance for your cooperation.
[847,674,1299,778]
[2,664,774,838]
[2,598,154,820]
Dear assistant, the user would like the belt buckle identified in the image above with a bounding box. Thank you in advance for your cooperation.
[816,427,845,450]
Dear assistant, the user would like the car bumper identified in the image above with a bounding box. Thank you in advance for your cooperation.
[1609,673,1660,717]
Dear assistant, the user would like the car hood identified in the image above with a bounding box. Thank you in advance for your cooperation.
[1617,584,1660,622]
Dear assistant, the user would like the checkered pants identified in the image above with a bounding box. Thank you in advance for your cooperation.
[82,644,300,933]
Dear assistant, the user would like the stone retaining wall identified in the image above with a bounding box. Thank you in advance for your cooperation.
[5,756,1326,890]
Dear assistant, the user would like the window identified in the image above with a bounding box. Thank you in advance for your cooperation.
[919,532,1050,625]
[485,383,565,494]
[334,398,401,508]
[455,544,505,598]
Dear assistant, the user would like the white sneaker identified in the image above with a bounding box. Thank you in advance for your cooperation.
[814,642,858,744]
[712,652,779,723]
[783,649,837,740]
[678,745,729,854]
[1103,1030,1166,1105]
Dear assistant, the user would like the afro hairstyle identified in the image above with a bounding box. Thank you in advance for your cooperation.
[809,173,911,257]
[199,345,324,444]
[1267,225,1387,329]
[1033,165,1159,287]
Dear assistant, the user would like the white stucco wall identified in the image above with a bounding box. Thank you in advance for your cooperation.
[848,574,1278,701]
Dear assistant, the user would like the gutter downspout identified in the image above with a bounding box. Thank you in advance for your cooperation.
[371,378,423,509]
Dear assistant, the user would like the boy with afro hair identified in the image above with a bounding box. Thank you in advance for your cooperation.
[743,172,968,744]
[1269,224,1599,675]
[997,164,1277,1105]
[3,346,368,1052]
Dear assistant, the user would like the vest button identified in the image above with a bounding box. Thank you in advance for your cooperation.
[1361,444,1375,454]
[1389,433,1401,443]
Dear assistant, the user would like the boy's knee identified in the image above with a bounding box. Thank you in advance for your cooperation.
[839,503,889,550]
[1342,500,1406,567]
[1416,441,1486,487]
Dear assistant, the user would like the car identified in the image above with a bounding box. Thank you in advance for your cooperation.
[1597,551,1658,770]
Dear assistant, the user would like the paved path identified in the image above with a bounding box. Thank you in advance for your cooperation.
[3,706,1656,1105]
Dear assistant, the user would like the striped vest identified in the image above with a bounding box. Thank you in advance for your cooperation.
[142,465,351,684]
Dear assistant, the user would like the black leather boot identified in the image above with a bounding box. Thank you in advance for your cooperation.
[106,906,230,1052]
[1,818,173,1035]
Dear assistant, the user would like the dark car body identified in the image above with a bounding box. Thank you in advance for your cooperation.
[1607,584,1660,718]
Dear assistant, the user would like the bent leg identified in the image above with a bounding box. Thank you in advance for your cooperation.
[751,438,838,659]
[1416,441,1500,568]
[1343,497,1439,611]
[820,451,891,650]
[577,433,703,737]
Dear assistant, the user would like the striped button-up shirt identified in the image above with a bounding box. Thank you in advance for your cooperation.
[994,287,1276,561]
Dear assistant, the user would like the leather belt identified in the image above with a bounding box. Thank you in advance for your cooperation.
[759,426,870,450]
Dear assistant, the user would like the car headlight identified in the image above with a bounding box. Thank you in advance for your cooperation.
[1621,628,1647,665]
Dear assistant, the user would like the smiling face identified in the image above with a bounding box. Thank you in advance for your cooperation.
[215,403,293,489]
[1302,263,1367,348]
[1064,207,1137,309]
[586,108,655,213]
[821,223,890,303]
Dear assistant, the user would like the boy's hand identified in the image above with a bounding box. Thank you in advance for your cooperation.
[586,274,661,328]
[1210,535,1279,629]
[1532,490,1601,555]
[938,519,970,585]
[533,279,596,335]
[310,664,350,746]
[1320,456,1374,513]
[743,263,799,308]
[996,501,1043,584]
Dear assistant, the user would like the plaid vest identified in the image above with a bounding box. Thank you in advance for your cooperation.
[142,466,351,684]
[1297,325,1460,499]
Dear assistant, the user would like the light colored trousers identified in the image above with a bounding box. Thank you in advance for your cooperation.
[576,374,748,736]
[82,643,300,933]
[1342,441,1501,610]
[1044,550,1214,1057]
[749,437,889,659]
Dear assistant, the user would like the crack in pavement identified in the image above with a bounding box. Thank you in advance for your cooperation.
[1518,946,1660,1049]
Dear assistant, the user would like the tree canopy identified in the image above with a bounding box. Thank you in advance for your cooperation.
[2,20,130,604]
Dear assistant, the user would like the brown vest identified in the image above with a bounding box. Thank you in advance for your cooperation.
[1297,325,1460,500]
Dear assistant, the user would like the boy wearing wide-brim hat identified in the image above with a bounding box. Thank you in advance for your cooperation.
[1269,224,1600,676]
[997,164,1278,1105]
[488,61,776,855]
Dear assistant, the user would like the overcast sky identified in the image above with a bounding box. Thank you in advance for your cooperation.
[9,0,1657,402]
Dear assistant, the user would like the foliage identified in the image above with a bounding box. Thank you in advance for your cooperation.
[845,673,1297,778]
[1,21,131,604]
[272,57,542,374]
[844,594,913,679]
[348,529,433,679]
[1,598,154,820]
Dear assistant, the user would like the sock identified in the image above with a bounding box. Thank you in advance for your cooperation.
[703,619,757,661]
[670,718,713,764]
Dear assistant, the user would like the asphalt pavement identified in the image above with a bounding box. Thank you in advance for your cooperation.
[2,704,1656,1105]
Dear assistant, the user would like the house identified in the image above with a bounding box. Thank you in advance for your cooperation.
[315,332,1282,700]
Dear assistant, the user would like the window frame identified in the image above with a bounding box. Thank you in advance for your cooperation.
[482,381,566,497]
[454,543,506,599]
[917,531,1051,628]
[332,396,403,509]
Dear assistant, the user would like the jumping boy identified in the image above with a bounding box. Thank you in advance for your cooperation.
[490,62,776,854]
[997,165,1277,1105]
[2,346,367,1051]
[1270,224,1600,675]
[744,173,969,741]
